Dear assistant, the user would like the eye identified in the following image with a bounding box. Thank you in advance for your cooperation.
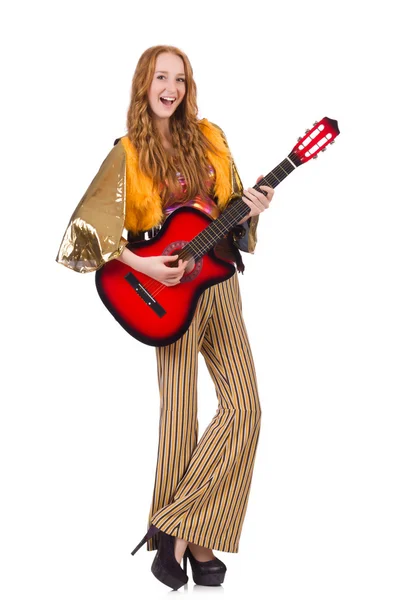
[156,75,185,83]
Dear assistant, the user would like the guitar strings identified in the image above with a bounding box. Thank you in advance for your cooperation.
[133,157,295,298]
[134,194,248,297]
[136,176,273,298]
[144,198,252,298]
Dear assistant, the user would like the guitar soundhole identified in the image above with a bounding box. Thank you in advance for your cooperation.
[162,240,203,282]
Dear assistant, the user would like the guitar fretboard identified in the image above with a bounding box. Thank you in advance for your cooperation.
[184,151,300,260]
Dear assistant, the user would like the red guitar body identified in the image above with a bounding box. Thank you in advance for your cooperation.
[95,207,236,347]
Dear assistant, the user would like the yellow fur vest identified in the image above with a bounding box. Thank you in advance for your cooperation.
[120,118,240,235]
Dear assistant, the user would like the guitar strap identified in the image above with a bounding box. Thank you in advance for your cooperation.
[127,227,159,243]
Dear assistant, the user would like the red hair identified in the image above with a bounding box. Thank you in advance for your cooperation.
[126,45,222,207]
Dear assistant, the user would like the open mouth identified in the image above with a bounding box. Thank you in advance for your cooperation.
[160,97,176,106]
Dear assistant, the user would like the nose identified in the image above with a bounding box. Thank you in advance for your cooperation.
[163,82,178,95]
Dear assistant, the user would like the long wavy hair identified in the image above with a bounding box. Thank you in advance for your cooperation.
[126,45,223,208]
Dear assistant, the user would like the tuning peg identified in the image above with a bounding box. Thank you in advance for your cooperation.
[297,136,303,142]
[313,121,318,126]
[305,129,310,133]
[321,147,327,152]
[330,140,335,144]
[313,155,318,159]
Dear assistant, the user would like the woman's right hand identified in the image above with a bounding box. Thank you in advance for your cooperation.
[138,254,188,286]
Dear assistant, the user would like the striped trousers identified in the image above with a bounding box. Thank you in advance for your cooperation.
[146,271,262,553]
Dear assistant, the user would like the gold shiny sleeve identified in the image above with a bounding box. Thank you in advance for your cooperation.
[213,123,259,254]
[55,141,128,273]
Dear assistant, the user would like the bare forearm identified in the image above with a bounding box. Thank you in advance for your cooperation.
[116,246,145,272]
[115,246,187,285]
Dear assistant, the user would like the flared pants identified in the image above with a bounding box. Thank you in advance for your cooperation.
[146,271,262,553]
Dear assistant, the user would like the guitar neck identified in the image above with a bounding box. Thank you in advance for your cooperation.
[188,151,301,259]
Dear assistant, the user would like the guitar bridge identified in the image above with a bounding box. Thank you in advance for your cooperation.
[125,272,166,318]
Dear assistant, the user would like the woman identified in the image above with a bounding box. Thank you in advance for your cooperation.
[56,45,274,590]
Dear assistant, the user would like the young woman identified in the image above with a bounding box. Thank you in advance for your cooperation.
[56,45,274,590]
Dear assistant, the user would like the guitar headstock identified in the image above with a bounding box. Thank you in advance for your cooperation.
[290,117,340,165]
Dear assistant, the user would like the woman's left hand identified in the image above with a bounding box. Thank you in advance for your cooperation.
[237,175,274,224]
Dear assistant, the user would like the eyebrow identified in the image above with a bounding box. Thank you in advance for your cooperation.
[156,71,186,76]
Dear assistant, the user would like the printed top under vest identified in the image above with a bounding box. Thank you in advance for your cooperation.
[161,163,221,222]
[159,163,220,219]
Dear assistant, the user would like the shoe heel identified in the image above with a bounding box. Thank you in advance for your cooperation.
[182,552,188,576]
[131,524,160,555]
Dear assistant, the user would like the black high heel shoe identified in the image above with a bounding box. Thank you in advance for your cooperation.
[131,523,188,590]
[182,545,227,586]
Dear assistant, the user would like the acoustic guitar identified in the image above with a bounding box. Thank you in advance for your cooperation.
[95,117,340,347]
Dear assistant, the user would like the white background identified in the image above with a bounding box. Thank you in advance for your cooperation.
[1,0,396,598]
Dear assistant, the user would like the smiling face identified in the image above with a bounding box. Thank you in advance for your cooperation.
[147,52,186,130]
